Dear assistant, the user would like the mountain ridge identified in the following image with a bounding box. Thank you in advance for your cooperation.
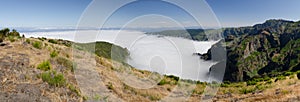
[201,19,300,82]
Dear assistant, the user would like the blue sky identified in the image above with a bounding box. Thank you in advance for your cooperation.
[207,0,300,27]
[0,0,91,27]
[1,0,299,28]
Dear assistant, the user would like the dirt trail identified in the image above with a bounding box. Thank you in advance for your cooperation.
[73,50,122,101]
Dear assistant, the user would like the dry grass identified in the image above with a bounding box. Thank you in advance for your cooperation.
[2,38,300,102]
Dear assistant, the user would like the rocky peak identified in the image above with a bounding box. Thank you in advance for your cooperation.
[253,19,294,29]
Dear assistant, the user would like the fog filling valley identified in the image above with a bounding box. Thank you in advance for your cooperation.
[22,30,218,81]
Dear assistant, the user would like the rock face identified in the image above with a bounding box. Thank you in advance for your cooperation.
[203,19,300,82]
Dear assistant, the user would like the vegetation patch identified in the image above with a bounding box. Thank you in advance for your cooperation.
[0,28,20,42]
[50,50,59,58]
[32,41,43,49]
[239,87,256,94]
[38,37,47,41]
[157,75,180,85]
[25,39,31,43]
[48,39,58,44]
[75,42,129,62]
[56,57,76,72]
[68,84,81,96]
[37,60,52,71]
[41,70,66,87]
[275,75,286,81]
[246,80,257,86]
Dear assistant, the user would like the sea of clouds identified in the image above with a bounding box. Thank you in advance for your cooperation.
[21,29,217,81]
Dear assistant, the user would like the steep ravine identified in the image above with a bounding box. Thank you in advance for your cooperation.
[203,19,300,82]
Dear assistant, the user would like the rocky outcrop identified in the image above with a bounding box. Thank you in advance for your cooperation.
[202,19,300,82]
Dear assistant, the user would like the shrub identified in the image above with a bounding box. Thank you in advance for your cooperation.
[50,50,59,58]
[41,70,66,87]
[9,29,20,37]
[25,39,31,44]
[255,84,268,91]
[284,72,293,76]
[56,57,75,72]
[32,41,42,49]
[37,61,51,71]
[7,36,16,42]
[261,76,271,81]
[240,87,256,94]
[68,84,81,96]
[221,83,229,87]
[266,80,273,84]
[38,37,47,41]
[246,80,257,86]
[158,79,167,85]
[166,75,179,81]
[275,75,286,81]
[149,94,161,101]
[48,39,58,44]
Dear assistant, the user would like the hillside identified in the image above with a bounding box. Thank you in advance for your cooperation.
[147,29,221,41]
[1,26,300,101]
[201,19,300,82]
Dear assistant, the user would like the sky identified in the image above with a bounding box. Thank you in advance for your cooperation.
[1,0,300,28]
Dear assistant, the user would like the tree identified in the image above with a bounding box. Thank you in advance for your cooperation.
[9,29,20,37]
[1,28,10,37]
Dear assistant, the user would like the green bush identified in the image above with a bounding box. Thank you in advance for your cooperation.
[0,28,21,42]
[48,39,58,44]
[38,37,47,41]
[266,80,273,84]
[284,72,293,76]
[166,75,179,81]
[32,41,42,49]
[7,36,16,42]
[261,76,271,81]
[255,84,268,91]
[276,75,286,81]
[158,79,167,85]
[41,70,66,87]
[25,39,31,43]
[9,29,20,37]
[37,61,51,71]
[50,50,59,58]
[246,80,257,86]
[221,81,232,87]
[240,87,256,94]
